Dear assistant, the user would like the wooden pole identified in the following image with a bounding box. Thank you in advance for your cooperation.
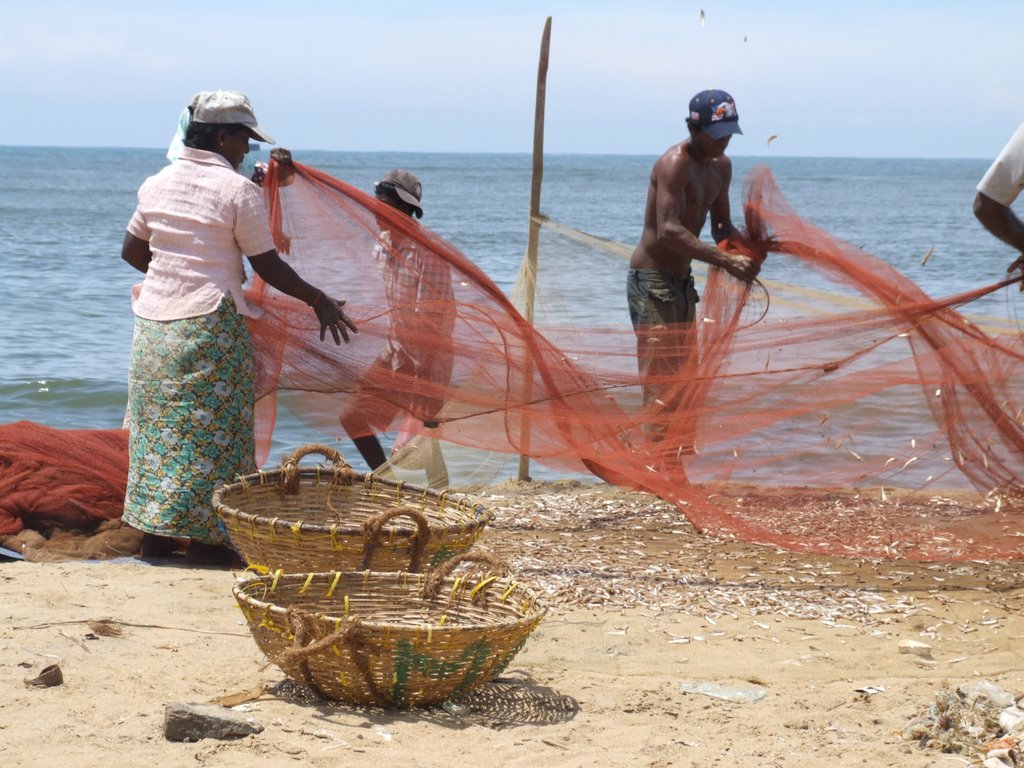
[517,17,552,481]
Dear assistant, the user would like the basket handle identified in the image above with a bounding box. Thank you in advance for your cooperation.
[420,551,511,601]
[359,507,431,573]
[280,443,352,495]
[276,607,386,705]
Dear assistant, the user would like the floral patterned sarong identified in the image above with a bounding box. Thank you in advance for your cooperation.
[122,299,255,544]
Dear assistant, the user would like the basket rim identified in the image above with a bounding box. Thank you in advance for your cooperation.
[232,570,548,630]
[212,467,494,535]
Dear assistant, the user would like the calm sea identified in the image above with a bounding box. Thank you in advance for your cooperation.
[0,146,1016,481]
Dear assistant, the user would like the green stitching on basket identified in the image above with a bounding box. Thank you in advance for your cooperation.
[429,546,454,567]
[390,637,492,705]
[489,633,530,678]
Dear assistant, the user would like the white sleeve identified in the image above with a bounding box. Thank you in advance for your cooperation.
[233,179,276,257]
[977,123,1024,206]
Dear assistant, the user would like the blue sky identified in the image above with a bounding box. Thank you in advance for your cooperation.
[2,0,1023,158]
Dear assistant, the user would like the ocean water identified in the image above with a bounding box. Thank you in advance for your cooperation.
[0,146,1017,481]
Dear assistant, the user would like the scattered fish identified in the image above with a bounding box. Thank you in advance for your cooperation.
[855,685,885,695]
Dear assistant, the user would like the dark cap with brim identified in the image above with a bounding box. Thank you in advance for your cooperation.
[377,169,424,218]
[688,89,742,140]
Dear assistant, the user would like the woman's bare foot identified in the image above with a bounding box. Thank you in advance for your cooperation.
[140,533,180,558]
[185,541,241,568]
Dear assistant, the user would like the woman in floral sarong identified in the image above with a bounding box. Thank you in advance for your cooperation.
[120,90,357,565]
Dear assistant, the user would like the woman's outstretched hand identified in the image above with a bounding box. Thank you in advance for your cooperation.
[313,295,358,344]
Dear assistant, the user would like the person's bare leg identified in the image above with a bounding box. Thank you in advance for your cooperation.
[185,541,240,567]
[140,532,179,558]
[352,435,387,470]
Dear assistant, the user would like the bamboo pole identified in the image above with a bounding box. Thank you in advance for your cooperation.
[517,17,552,481]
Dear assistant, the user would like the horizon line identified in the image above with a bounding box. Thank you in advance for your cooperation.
[0,144,992,163]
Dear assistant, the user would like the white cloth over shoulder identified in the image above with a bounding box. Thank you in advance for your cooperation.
[978,123,1024,207]
[166,107,191,163]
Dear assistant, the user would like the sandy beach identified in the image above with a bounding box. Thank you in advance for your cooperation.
[3,479,1023,768]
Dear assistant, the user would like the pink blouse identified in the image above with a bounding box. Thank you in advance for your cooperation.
[126,147,275,321]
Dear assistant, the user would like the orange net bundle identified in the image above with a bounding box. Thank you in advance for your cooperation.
[247,161,1024,561]
[0,421,128,537]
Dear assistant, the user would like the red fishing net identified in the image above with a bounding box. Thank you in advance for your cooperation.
[0,421,129,545]
[248,160,1024,561]
[6,162,1024,562]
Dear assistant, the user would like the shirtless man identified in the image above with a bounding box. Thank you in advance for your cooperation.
[627,89,760,454]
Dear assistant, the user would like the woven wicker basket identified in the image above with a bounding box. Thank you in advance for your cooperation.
[232,553,546,708]
[212,444,492,573]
